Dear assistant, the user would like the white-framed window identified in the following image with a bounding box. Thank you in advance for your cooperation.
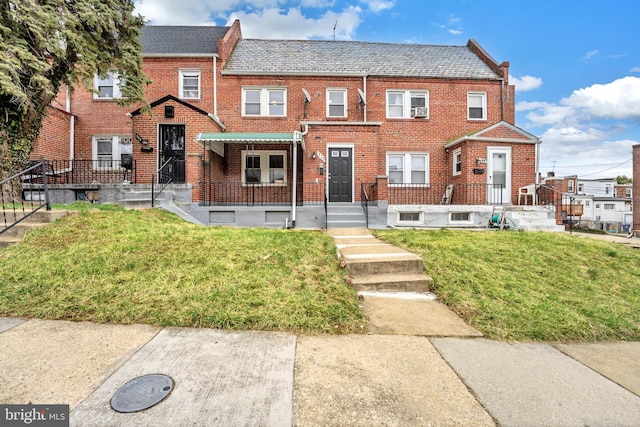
[92,135,132,168]
[605,185,612,195]
[179,69,201,99]
[386,90,429,119]
[326,89,347,118]
[241,150,287,184]
[578,183,584,192]
[453,148,462,176]
[567,180,575,192]
[242,88,286,117]
[94,73,124,99]
[449,212,473,224]
[585,200,590,206]
[468,92,486,120]
[387,153,429,185]
[604,203,615,210]
[626,188,632,198]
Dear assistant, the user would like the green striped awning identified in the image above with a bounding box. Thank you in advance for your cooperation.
[196,132,300,143]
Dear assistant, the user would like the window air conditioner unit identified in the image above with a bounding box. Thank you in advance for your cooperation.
[596,216,601,221]
[413,107,428,118]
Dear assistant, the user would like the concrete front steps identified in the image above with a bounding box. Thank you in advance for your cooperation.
[329,228,432,293]
[326,204,367,229]
[504,206,565,232]
[0,210,69,249]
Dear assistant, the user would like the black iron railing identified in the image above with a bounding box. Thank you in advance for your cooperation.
[1,158,51,236]
[387,183,504,205]
[199,181,325,207]
[20,159,136,185]
[151,158,173,208]
[535,184,578,230]
[360,183,372,228]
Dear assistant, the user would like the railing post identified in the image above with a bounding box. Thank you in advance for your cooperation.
[41,157,51,211]
[151,175,156,207]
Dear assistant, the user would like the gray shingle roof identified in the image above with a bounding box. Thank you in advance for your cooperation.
[222,39,501,79]
[140,26,230,55]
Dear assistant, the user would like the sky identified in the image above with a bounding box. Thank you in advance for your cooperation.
[134,0,640,180]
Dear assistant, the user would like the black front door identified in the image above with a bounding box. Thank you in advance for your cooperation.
[328,148,352,202]
[159,124,186,184]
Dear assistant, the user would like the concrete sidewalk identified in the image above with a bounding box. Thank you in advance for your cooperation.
[2,228,640,426]
[2,318,640,426]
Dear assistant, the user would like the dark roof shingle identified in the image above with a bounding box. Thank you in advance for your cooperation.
[140,26,230,55]
[222,39,501,79]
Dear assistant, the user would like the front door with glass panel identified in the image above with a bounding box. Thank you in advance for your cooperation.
[328,148,353,202]
[159,124,186,184]
[487,147,511,204]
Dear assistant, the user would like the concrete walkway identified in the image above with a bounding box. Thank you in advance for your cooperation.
[2,229,640,426]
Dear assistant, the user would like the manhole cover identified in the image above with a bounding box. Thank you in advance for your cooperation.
[110,374,174,413]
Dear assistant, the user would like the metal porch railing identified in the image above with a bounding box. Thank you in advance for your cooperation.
[1,158,51,236]
[199,181,325,207]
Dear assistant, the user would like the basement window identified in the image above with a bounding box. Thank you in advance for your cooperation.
[399,212,421,222]
[449,212,473,224]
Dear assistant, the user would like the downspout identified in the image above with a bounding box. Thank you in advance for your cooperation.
[67,87,74,165]
[363,76,367,122]
[291,131,299,228]
[213,56,218,117]
[291,126,309,228]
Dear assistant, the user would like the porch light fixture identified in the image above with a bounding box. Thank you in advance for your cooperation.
[311,152,316,159]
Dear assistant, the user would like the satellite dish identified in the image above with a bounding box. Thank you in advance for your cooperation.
[357,88,366,104]
[302,88,311,103]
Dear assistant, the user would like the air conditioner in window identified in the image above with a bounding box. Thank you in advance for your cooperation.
[413,107,428,118]
[596,216,601,221]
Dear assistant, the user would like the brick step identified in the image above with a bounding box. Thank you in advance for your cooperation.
[347,272,432,292]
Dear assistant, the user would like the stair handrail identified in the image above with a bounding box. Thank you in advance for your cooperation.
[1,157,51,235]
[361,183,370,229]
[151,158,173,207]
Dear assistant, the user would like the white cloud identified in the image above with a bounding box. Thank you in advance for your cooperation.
[561,76,640,120]
[631,67,640,73]
[448,29,462,35]
[583,49,599,61]
[519,77,640,178]
[227,6,362,39]
[300,0,335,7]
[509,75,542,92]
[359,0,395,13]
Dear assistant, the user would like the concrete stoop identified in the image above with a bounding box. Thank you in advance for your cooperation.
[329,228,432,293]
[0,210,69,249]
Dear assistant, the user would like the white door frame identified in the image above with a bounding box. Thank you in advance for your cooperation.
[487,146,511,204]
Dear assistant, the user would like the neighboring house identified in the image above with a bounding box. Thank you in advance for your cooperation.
[34,20,548,229]
[541,175,632,232]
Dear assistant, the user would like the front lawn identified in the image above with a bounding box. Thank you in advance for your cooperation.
[0,205,366,334]
[374,228,640,341]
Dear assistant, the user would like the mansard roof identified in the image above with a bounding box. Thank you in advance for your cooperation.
[222,39,502,79]
[140,26,230,56]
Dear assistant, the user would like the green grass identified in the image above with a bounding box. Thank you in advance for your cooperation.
[373,228,640,342]
[0,206,366,334]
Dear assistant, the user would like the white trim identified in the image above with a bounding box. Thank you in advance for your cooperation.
[92,135,131,168]
[326,88,347,118]
[487,146,511,204]
[179,69,201,99]
[452,148,462,176]
[386,90,429,119]
[467,91,487,121]
[242,87,287,117]
[449,211,474,224]
[386,152,430,185]
[241,150,288,184]
[93,73,124,99]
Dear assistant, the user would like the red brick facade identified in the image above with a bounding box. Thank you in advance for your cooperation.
[36,20,537,206]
